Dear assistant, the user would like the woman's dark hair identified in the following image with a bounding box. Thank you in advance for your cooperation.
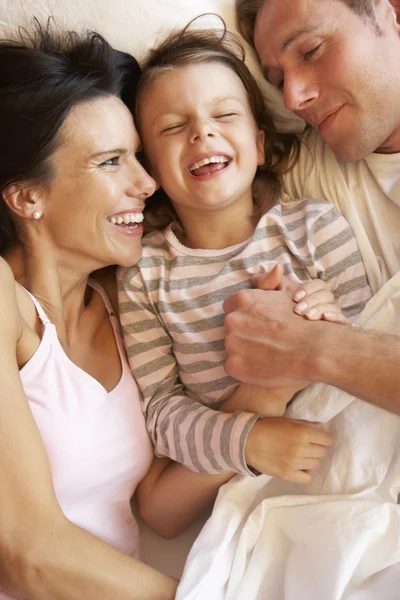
[135,18,300,233]
[0,19,141,255]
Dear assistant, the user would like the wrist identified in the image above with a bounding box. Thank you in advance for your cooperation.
[301,320,355,386]
[244,419,264,471]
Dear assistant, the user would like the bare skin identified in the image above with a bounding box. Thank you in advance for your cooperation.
[223,286,400,415]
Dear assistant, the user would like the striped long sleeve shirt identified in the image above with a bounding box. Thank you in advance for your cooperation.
[117,197,372,475]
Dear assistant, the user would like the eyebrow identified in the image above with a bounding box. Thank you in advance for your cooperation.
[281,25,318,52]
[89,148,128,159]
[214,96,244,104]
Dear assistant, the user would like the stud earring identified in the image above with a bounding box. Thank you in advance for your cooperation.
[32,211,42,220]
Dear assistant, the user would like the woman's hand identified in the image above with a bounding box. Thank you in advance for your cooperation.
[252,264,347,324]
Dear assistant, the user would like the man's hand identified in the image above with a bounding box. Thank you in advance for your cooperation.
[223,288,320,387]
[245,418,333,484]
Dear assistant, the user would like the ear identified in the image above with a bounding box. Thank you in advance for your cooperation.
[379,0,400,27]
[2,184,45,220]
[390,0,400,24]
[256,129,265,166]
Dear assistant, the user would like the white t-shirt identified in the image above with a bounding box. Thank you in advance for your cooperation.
[284,129,400,294]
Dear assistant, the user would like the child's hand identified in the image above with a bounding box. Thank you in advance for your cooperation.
[252,265,347,324]
[245,418,333,484]
[292,279,347,324]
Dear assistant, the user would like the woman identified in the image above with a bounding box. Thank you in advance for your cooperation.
[0,22,232,599]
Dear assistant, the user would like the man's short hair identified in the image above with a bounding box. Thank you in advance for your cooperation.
[236,0,380,47]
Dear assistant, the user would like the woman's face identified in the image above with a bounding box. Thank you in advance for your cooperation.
[39,95,155,269]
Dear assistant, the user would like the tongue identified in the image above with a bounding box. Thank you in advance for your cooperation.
[191,161,227,176]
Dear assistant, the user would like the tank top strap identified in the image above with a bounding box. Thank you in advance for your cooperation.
[22,287,52,325]
[87,278,128,365]
[87,278,116,318]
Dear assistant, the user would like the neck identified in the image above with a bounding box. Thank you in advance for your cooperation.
[6,244,101,343]
[178,213,255,250]
[174,195,256,250]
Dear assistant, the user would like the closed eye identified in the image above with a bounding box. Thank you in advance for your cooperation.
[161,123,185,133]
[215,113,237,120]
[304,43,322,61]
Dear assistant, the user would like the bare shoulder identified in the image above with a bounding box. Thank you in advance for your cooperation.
[0,256,21,342]
[91,266,118,315]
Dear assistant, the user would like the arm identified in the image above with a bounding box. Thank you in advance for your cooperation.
[223,246,356,419]
[136,457,233,538]
[223,287,400,415]
[118,263,258,476]
[0,260,177,600]
[118,264,332,482]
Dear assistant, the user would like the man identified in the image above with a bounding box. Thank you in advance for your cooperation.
[224,0,400,411]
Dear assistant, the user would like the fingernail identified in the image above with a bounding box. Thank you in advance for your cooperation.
[305,308,318,319]
[293,290,306,301]
[294,301,307,314]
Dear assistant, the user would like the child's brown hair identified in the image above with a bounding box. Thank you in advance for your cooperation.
[136,18,300,232]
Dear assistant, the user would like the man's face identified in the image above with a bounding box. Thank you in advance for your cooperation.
[254,0,400,160]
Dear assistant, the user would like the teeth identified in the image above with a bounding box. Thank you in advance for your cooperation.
[189,155,229,172]
[109,212,144,225]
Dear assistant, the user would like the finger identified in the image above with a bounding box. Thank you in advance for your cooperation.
[303,303,342,321]
[282,469,312,484]
[322,312,348,324]
[303,444,328,459]
[294,457,322,471]
[252,264,283,291]
[288,421,333,446]
[289,419,323,429]
[293,279,329,302]
[293,291,335,315]
[310,430,334,447]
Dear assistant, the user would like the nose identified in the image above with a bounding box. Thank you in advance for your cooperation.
[190,119,215,143]
[283,69,319,113]
[131,163,156,200]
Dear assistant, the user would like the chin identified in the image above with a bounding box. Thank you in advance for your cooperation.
[117,249,143,268]
[327,136,372,163]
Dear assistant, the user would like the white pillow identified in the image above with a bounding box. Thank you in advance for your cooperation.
[0,0,303,131]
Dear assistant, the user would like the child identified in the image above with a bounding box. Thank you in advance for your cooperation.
[118,26,371,480]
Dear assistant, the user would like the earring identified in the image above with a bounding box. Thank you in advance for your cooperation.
[32,211,42,220]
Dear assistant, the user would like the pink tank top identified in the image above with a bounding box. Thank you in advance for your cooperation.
[0,280,153,598]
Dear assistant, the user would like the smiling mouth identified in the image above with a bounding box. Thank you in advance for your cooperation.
[189,155,230,177]
[107,212,144,229]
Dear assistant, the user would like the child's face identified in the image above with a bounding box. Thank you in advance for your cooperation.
[138,62,265,222]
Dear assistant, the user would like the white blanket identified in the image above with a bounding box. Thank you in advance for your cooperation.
[177,273,400,600]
